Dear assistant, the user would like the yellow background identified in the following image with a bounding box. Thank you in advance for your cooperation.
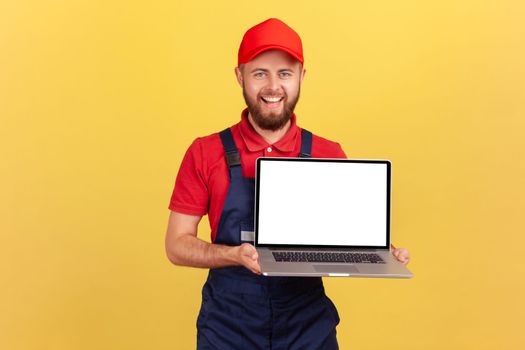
[1,0,524,349]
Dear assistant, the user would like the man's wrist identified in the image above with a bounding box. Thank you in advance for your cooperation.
[225,244,241,265]
[211,243,240,267]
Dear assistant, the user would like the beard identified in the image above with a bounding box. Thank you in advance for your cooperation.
[242,83,300,131]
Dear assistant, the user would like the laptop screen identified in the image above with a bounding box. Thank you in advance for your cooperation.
[255,158,390,248]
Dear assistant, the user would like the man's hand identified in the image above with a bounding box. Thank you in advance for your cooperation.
[236,243,261,275]
[390,244,410,265]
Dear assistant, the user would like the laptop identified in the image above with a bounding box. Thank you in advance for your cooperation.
[254,157,413,278]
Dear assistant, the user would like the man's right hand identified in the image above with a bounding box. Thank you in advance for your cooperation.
[166,211,262,274]
[236,243,261,275]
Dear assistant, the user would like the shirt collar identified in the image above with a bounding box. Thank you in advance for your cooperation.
[238,108,299,152]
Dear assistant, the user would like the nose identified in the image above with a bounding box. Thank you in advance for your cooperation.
[267,73,280,91]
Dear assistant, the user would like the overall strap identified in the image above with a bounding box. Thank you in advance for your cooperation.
[299,129,313,158]
[219,128,242,178]
[219,128,241,166]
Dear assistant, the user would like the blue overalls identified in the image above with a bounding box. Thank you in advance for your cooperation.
[196,128,340,350]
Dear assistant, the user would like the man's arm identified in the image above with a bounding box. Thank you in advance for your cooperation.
[164,211,261,274]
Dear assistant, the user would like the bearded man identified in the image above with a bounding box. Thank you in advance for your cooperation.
[165,18,410,349]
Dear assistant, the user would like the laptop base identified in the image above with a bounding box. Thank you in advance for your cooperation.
[257,248,413,278]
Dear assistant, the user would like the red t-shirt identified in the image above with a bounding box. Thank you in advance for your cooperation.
[169,109,347,242]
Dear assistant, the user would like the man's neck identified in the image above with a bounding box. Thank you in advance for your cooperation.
[247,112,291,144]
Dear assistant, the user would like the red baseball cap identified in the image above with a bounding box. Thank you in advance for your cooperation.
[237,18,304,67]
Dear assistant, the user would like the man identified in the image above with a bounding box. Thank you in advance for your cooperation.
[165,18,410,349]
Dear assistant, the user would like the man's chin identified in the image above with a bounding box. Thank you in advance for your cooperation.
[259,111,282,121]
[251,112,291,131]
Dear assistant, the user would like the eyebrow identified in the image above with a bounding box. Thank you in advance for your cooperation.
[250,68,295,73]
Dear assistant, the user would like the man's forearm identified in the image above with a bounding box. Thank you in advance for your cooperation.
[167,234,240,269]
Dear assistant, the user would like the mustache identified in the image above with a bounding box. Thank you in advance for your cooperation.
[259,90,286,98]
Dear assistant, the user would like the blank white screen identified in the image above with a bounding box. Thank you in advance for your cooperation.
[257,160,388,246]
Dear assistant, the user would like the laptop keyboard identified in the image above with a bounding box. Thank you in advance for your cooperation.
[272,251,385,264]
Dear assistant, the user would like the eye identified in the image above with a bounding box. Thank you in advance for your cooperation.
[254,72,266,79]
[279,72,292,79]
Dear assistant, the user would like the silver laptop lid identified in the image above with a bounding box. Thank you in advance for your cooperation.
[254,158,391,249]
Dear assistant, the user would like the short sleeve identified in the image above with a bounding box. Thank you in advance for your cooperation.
[168,138,209,216]
[333,142,347,159]
[311,134,348,159]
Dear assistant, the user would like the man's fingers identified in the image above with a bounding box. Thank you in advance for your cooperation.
[248,260,262,274]
[392,248,410,265]
[398,249,410,265]
[238,243,261,274]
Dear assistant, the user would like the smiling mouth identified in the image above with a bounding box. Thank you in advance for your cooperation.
[261,96,284,104]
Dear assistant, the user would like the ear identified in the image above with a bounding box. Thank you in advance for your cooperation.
[300,67,306,84]
[234,67,243,87]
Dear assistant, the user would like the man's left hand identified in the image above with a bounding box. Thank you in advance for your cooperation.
[390,245,410,265]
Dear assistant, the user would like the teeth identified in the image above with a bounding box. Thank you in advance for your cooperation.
[262,97,282,103]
